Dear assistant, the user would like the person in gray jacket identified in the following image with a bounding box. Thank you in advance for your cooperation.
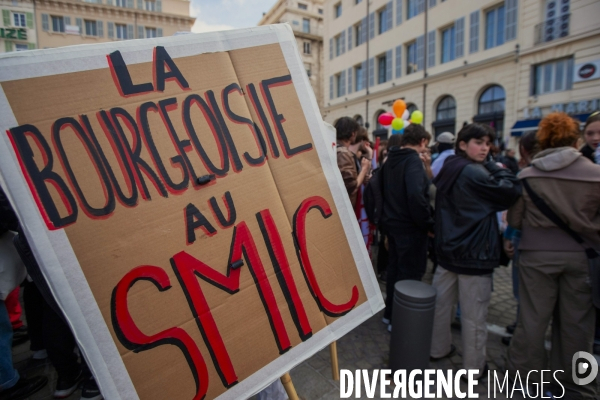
[506,112,600,399]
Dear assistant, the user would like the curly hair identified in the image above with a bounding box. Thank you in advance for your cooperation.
[536,112,579,150]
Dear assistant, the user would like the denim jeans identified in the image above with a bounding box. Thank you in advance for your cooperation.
[0,300,19,391]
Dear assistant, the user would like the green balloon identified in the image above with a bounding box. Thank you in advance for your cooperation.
[411,110,424,124]
[391,118,404,130]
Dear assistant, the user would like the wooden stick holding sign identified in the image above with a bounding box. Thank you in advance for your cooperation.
[330,341,339,380]
[280,373,299,400]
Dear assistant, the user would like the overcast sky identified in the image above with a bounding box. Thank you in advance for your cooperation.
[190,0,279,33]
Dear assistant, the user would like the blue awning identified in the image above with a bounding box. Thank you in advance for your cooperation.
[510,119,540,137]
[510,113,593,137]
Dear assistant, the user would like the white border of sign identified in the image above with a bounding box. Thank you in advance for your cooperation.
[0,24,384,399]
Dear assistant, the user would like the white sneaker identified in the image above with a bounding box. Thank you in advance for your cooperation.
[388,324,392,332]
[382,317,390,325]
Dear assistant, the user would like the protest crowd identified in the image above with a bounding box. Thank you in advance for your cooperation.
[335,111,600,400]
[0,110,598,400]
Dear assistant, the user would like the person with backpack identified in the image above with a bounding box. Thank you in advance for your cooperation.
[379,125,434,329]
[429,123,520,376]
[506,112,600,399]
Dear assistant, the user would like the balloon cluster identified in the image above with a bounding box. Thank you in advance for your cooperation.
[377,100,424,135]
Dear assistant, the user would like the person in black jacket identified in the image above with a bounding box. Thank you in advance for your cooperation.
[380,125,434,328]
[429,124,521,376]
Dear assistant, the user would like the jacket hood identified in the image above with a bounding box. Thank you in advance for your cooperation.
[386,147,419,168]
[432,155,473,194]
[531,147,581,172]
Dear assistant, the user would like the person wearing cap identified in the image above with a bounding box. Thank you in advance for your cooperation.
[431,132,455,178]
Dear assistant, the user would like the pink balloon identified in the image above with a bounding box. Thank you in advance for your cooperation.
[378,112,395,126]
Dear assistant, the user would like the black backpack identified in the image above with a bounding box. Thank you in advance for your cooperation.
[363,164,384,226]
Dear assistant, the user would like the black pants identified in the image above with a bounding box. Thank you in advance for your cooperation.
[22,280,80,379]
[384,230,428,320]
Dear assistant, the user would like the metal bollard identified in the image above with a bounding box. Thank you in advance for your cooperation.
[389,280,437,373]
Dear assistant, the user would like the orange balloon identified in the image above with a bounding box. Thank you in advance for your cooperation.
[393,100,406,118]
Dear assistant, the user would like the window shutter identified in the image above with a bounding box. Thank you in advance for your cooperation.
[455,17,464,58]
[156,0,162,12]
[469,10,479,53]
[368,57,374,87]
[347,67,353,94]
[5,41,12,52]
[505,0,517,41]
[42,14,49,31]
[329,38,333,59]
[64,16,71,26]
[368,12,374,40]
[429,0,436,8]
[386,2,393,32]
[396,0,402,25]
[361,17,367,44]
[386,49,392,81]
[108,21,114,38]
[418,0,425,14]
[361,61,367,89]
[416,34,424,71]
[427,30,435,67]
[76,18,82,34]
[27,43,35,49]
[2,10,9,26]
[97,20,103,37]
[157,27,162,37]
[329,76,333,100]
[127,0,134,8]
[347,26,352,50]
[395,45,402,78]
[26,12,33,28]
[138,25,144,39]
[340,30,345,54]
[340,70,346,96]
[137,0,143,9]
[127,24,133,39]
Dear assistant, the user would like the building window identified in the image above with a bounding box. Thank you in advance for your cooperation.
[377,54,387,84]
[378,7,389,35]
[85,20,97,36]
[441,25,456,63]
[355,24,362,46]
[15,43,28,51]
[116,0,126,7]
[318,8,323,14]
[335,35,341,56]
[478,85,505,115]
[485,4,505,49]
[434,96,457,136]
[13,13,26,27]
[334,2,342,18]
[407,42,417,74]
[116,23,127,40]
[336,73,343,97]
[436,96,456,120]
[407,0,419,19]
[355,64,364,91]
[145,0,156,11]
[356,0,362,3]
[51,16,64,32]
[532,57,574,95]
[298,3,307,10]
[146,27,157,38]
[303,42,311,54]
[305,63,311,77]
[302,18,310,33]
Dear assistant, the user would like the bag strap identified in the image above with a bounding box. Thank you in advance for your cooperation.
[522,179,598,259]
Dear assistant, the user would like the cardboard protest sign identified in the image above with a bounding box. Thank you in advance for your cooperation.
[0,25,384,399]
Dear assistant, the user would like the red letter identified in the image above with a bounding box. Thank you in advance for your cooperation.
[111,265,209,400]
[292,196,359,317]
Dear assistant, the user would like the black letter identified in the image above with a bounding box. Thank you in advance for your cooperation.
[107,50,154,97]
[185,203,216,244]
[154,46,189,92]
